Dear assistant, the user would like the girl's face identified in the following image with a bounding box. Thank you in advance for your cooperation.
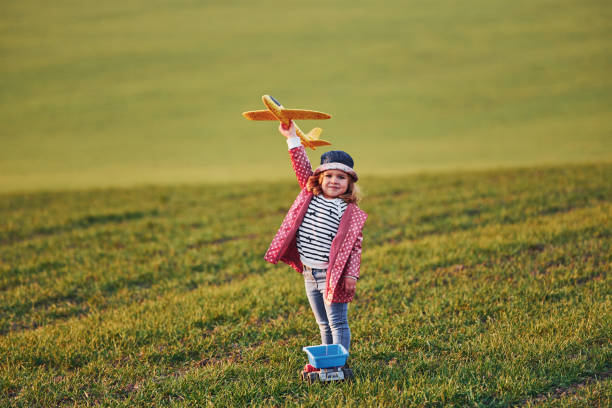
[321,169,350,199]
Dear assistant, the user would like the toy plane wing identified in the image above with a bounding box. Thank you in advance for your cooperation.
[276,109,331,121]
[242,110,276,121]
[242,109,330,121]
[242,95,332,150]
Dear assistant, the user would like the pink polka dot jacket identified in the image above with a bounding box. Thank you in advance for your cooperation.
[264,145,368,303]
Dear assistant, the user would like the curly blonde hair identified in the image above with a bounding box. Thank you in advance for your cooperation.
[306,171,361,204]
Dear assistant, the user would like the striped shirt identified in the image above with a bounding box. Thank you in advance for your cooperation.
[297,194,348,269]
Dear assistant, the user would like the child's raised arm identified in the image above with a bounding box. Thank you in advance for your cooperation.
[279,122,313,189]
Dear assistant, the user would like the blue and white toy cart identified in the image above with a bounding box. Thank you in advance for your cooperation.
[301,344,354,383]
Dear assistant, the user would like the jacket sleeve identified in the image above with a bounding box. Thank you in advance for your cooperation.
[289,145,313,189]
[344,231,363,280]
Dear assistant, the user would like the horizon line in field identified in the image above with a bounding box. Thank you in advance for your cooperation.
[1,158,610,195]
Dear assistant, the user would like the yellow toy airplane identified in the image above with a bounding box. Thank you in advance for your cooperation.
[242,95,332,150]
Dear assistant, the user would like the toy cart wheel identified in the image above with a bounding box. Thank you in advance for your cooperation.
[342,367,354,381]
[307,372,319,384]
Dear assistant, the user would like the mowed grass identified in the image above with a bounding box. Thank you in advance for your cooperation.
[0,162,610,406]
[1,0,611,192]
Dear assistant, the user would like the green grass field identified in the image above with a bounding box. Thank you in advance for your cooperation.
[1,163,610,406]
[1,0,611,406]
[1,0,611,192]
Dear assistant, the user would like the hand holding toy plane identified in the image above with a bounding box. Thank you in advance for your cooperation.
[242,95,332,150]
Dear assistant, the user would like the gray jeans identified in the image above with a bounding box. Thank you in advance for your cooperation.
[303,266,350,351]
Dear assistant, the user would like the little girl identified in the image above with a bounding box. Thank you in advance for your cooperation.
[264,122,368,367]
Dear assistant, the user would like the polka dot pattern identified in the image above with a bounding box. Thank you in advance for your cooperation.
[263,145,368,304]
[326,209,367,303]
[289,145,313,189]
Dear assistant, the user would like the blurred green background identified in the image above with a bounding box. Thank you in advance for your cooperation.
[1,0,610,192]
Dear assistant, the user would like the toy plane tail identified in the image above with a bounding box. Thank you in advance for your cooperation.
[297,127,331,150]
[306,127,323,140]
[307,139,332,148]
[301,129,331,150]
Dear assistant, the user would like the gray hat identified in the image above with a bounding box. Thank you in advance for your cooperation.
[313,150,358,181]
